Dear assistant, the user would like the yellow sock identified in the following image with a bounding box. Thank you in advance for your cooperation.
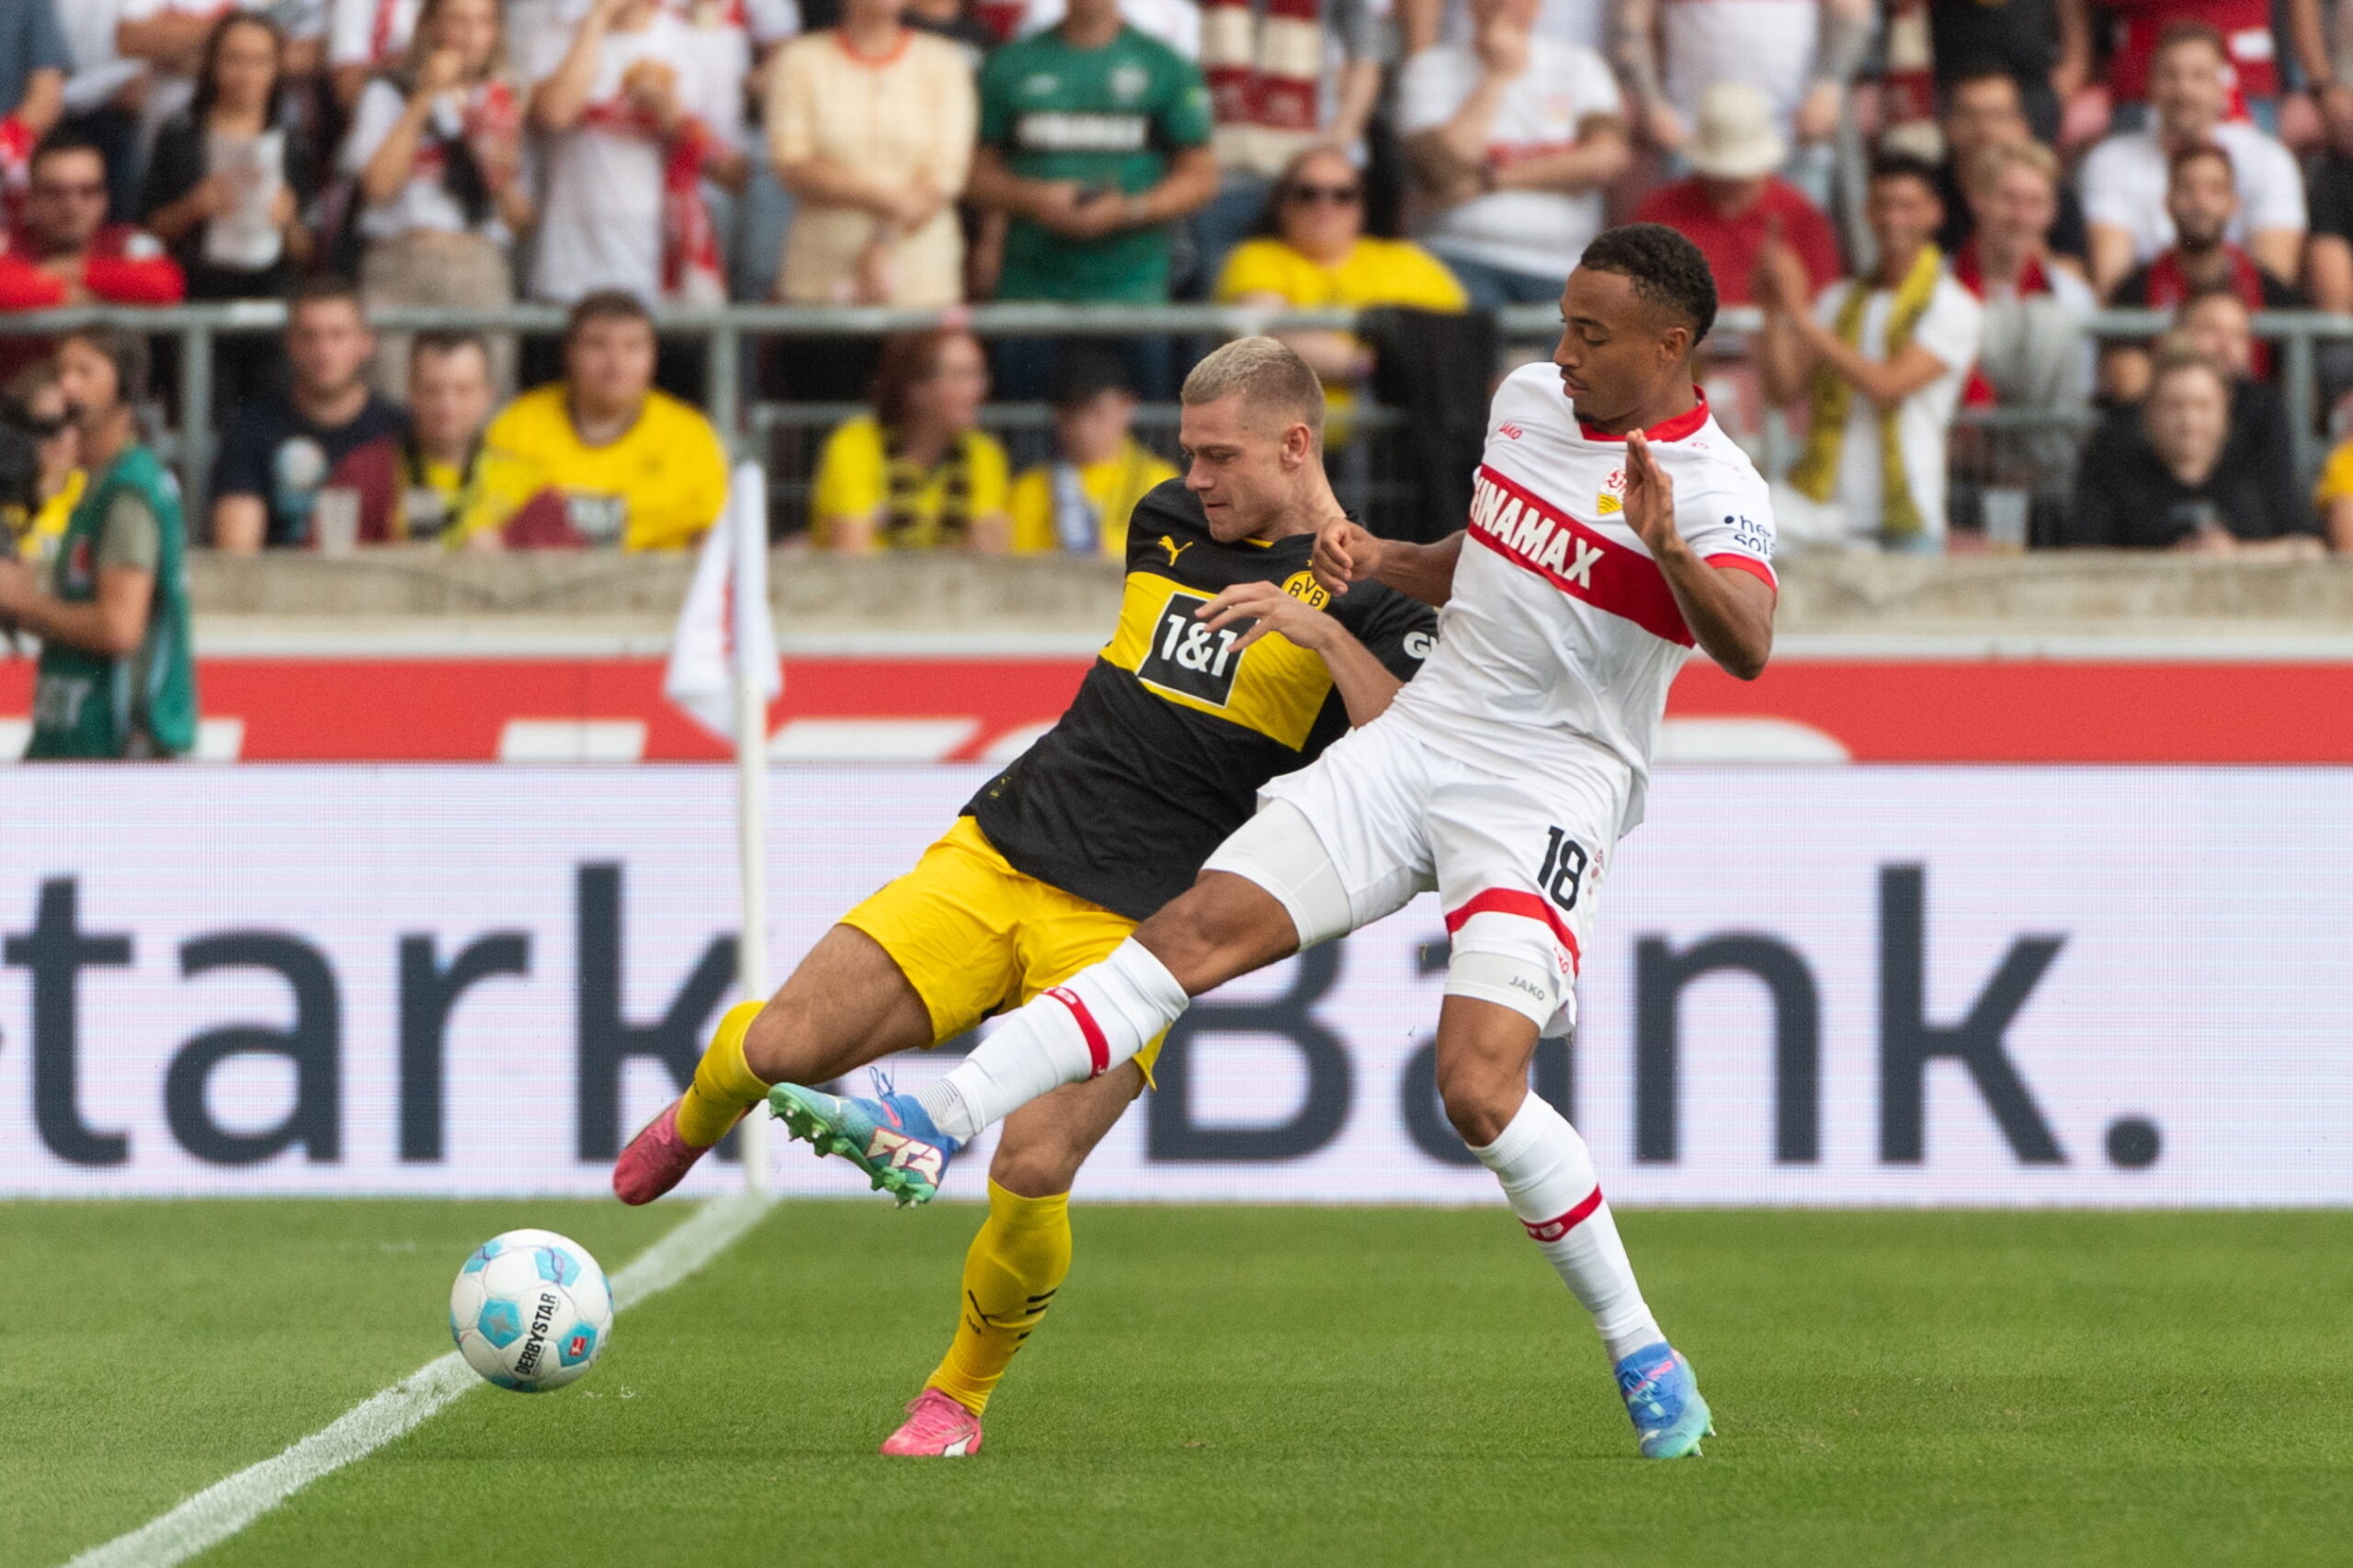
[925,1181,1073,1416]
[674,1000,769,1148]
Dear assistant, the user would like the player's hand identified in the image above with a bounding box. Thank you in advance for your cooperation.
[1193,578,1334,654]
[1311,517,1381,596]
[1622,431,1681,561]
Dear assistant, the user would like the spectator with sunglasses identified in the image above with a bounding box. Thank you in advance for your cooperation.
[0,130,183,312]
[1214,143,1465,396]
[0,130,184,383]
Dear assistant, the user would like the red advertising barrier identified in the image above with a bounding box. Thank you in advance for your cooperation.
[4,652,2351,763]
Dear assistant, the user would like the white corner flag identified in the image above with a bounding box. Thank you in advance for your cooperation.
[664,461,781,1192]
[664,462,782,742]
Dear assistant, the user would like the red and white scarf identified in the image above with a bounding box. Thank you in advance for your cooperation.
[1200,0,1323,176]
[577,97,727,304]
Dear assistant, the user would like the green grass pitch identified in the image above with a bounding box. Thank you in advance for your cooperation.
[5,1199,2350,1568]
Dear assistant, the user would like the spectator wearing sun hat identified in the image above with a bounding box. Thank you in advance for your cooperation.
[1630,82,1842,309]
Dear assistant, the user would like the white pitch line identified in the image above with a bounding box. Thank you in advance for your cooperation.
[62,1192,779,1568]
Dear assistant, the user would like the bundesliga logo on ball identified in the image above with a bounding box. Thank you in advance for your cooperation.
[449,1230,614,1392]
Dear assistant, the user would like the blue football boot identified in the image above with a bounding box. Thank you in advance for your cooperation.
[1614,1342,1713,1459]
[768,1080,962,1206]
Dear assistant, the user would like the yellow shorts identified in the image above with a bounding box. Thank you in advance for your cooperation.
[841,815,1165,1078]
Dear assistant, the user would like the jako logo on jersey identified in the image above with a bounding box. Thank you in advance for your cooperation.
[1497,422,1525,440]
[1158,537,1193,566]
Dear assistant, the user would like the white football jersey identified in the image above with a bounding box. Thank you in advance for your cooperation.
[1382,362,1777,835]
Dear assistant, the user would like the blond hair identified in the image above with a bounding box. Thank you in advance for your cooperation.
[1181,335,1325,443]
[1968,139,2058,199]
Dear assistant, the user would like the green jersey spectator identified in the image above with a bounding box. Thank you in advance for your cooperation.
[0,328,198,758]
[971,0,1217,306]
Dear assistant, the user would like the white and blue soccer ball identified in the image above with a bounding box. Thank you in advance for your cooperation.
[449,1229,612,1392]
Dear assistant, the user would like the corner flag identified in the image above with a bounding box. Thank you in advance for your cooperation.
[664,461,781,743]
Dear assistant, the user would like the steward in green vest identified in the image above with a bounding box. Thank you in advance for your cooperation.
[0,329,197,758]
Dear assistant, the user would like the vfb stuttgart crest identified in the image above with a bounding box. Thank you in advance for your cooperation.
[1597,467,1626,516]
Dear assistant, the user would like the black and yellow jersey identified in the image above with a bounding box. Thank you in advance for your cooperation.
[965,479,1437,920]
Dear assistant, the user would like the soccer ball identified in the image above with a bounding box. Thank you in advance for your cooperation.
[449,1229,613,1392]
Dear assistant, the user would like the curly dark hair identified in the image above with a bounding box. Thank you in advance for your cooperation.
[1577,223,1718,346]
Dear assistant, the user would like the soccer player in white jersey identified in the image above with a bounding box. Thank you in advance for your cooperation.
[768,223,1778,1459]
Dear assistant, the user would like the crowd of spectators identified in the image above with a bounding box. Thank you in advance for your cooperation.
[4,0,2353,565]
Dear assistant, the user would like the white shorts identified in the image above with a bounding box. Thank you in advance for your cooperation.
[1201,714,1629,1036]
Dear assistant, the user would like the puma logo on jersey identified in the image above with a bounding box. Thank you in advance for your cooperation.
[1158,537,1194,566]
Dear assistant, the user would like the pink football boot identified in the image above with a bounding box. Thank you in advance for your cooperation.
[881,1388,984,1457]
[612,1098,726,1205]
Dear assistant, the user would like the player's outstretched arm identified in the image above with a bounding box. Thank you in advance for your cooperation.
[1195,581,1404,725]
[1623,432,1776,681]
[1313,517,1463,608]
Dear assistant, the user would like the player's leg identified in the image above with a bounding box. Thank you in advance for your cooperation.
[772,719,1438,1201]
[613,926,939,1203]
[615,824,1016,1204]
[881,1063,1145,1457]
[1427,761,1710,1459]
[906,869,1293,1142]
[902,722,1438,1149]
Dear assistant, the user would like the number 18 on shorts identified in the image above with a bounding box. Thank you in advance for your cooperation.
[1207,714,1623,1039]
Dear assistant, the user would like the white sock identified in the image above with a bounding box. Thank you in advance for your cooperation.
[916,938,1190,1142]
[1469,1093,1664,1364]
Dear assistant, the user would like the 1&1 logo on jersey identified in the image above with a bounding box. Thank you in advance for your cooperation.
[1136,588,1246,708]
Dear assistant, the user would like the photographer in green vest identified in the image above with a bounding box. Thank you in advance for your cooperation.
[0,329,197,759]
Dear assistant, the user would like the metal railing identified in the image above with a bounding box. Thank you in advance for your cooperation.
[1,299,2342,535]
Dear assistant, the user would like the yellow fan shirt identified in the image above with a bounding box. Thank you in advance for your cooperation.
[810,414,1012,550]
[1008,437,1179,557]
[1214,236,1470,316]
[1214,236,1468,424]
[472,385,730,551]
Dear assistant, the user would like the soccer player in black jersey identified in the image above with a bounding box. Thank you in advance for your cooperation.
[612,337,1434,1456]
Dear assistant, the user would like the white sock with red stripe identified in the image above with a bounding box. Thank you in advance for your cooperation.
[1470,1093,1663,1364]
[916,938,1189,1142]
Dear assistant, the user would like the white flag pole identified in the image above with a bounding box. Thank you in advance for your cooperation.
[730,461,774,1195]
